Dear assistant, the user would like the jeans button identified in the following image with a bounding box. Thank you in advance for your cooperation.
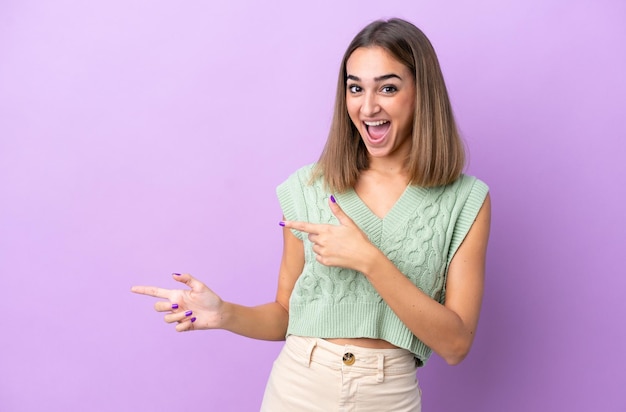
[343,352,355,366]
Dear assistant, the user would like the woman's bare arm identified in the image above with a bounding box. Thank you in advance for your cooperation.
[131,223,304,340]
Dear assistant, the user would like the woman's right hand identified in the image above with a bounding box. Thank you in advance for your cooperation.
[131,273,224,332]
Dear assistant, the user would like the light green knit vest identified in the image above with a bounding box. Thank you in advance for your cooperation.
[277,164,488,365]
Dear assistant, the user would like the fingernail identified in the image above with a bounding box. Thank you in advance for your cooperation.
[172,273,182,276]
[190,317,197,323]
[171,303,179,309]
[330,195,336,203]
[279,221,285,227]
[185,310,192,317]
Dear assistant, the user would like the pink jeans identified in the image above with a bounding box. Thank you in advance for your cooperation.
[261,336,422,411]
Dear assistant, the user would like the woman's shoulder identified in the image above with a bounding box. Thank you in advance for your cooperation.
[293,162,317,177]
[445,174,490,213]
[276,163,325,222]
[280,163,320,185]
[445,173,489,195]
[428,174,489,210]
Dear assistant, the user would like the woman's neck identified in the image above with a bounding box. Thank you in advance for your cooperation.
[366,155,410,182]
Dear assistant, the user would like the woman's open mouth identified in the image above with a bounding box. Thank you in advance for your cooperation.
[364,120,390,143]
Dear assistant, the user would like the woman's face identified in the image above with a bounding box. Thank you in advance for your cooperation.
[345,46,416,161]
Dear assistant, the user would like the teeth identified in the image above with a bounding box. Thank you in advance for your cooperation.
[364,120,389,127]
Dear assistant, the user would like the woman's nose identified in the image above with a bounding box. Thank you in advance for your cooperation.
[360,93,381,116]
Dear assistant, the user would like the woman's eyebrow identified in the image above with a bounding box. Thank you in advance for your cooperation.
[346,73,403,82]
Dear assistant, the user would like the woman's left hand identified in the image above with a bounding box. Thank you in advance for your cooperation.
[280,196,378,272]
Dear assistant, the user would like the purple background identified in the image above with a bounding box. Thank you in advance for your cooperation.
[1,0,625,411]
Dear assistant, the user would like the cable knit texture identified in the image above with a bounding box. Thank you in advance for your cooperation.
[277,164,488,365]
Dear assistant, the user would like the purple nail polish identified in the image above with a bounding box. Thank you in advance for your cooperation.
[171,303,179,309]
[190,317,197,323]
[185,310,192,317]
[279,221,285,227]
[172,273,182,276]
[330,195,336,203]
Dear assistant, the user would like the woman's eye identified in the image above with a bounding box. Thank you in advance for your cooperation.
[381,85,397,93]
[348,85,362,93]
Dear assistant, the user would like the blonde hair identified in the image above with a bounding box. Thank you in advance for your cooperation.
[314,18,465,192]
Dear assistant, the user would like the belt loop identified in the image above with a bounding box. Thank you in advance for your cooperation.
[376,353,384,383]
[304,338,317,368]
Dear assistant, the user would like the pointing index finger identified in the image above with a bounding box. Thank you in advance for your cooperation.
[281,220,321,235]
[131,285,171,299]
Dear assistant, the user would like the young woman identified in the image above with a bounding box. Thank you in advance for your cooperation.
[132,18,490,411]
